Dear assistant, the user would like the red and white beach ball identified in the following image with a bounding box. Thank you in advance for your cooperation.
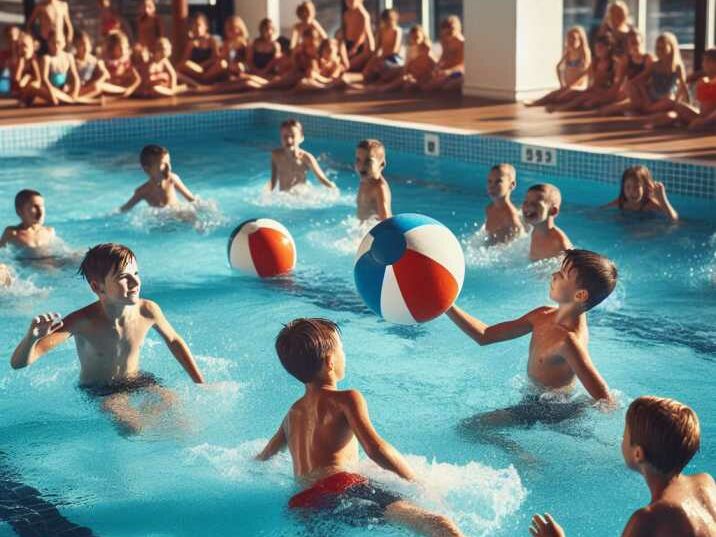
[354,213,464,324]
[228,218,296,277]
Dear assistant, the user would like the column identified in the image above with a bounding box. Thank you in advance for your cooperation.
[172,0,188,61]
[463,0,564,102]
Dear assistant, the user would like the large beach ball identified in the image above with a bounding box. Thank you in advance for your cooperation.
[228,218,296,277]
[354,214,465,324]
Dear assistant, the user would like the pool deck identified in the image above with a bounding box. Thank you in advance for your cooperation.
[1,90,715,164]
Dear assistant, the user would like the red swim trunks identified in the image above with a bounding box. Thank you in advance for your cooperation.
[289,472,367,509]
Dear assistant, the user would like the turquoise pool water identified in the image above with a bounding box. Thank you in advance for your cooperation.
[0,125,715,537]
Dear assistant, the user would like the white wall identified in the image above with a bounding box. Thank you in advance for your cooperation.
[234,0,280,37]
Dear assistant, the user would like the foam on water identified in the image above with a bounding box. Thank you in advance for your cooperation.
[462,227,532,269]
[308,216,377,256]
[126,198,227,234]
[253,184,353,210]
[0,269,49,299]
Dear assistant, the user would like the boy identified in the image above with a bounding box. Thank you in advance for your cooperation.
[269,119,337,192]
[1,190,56,254]
[484,163,524,244]
[26,0,73,55]
[355,139,392,222]
[343,0,374,72]
[9,243,205,434]
[522,183,573,261]
[531,396,716,537]
[120,144,196,212]
[446,250,616,445]
[257,318,464,537]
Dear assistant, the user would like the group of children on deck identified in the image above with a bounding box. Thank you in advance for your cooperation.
[529,0,716,131]
[2,117,712,536]
[0,0,464,106]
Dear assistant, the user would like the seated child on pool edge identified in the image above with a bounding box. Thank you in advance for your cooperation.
[522,183,573,261]
[120,144,196,212]
[1,189,56,254]
[485,163,525,244]
[531,396,716,537]
[256,318,464,537]
[356,139,392,223]
[446,250,616,444]
[269,119,336,192]
[10,243,205,434]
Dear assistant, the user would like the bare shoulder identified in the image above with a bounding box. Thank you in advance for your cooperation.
[64,302,101,332]
[139,299,162,318]
[553,226,573,247]
[337,388,366,411]
[2,226,18,238]
[379,177,391,192]
[526,305,556,321]
[301,150,318,164]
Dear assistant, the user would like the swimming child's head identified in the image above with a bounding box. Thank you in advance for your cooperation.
[522,183,561,225]
[275,318,344,384]
[549,249,617,311]
[623,396,700,476]
[259,18,276,40]
[280,119,304,149]
[296,1,316,23]
[355,139,386,181]
[703,48,716,76]
[141,0,156,17]
[104,30,129,59]
[153,37,171,60]
[190,12,209,38]
[487,163,516,201]
[73,31,93,58]
[618,165,656,209]
[78,243,140,303]
[140,144,171,179]
[14,189,44,226]
[224,15,248,41]
[380,8,399,28]
[440,16,462,39]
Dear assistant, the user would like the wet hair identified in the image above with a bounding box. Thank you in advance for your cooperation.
[562,249,617,310]
[527,183,562,209]
[357,139,386,161]
[139,144,169,169]
[704,48,716,62]
[78,243,136,284]
[277,35,291,54]
[280,118,303,134]
[380,8,398,23]
[275,318,341,383]
[490,163,516,181]
[296,1,316,20]
[14,189,42,214]
[618,165,656,210]
[626,396,700,475]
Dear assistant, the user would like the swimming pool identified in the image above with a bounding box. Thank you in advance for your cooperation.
[0,106,714,537]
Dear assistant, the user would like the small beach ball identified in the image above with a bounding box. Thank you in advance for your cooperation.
[228,218,296,277]
[354,214,465,324]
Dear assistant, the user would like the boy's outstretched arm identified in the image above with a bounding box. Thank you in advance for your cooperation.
[11,312,71,369]
[146,301,205,383]
[256,422,287,460]
[342,389,415,481]
[173,175,196,202]
[446,304,534,346]
[120,188,143,212]
[560,334,611,402]
[304,153,336,188]
[529,513,565,537]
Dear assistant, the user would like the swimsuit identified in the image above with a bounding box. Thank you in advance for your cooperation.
[566,57,585,69]
[76,55,98,84]
[0,67,10,94]
[345,39,365,56]
[383,53,404,68]
[50,71,67,87]
[80,372,160,398]
[648,69,678,100]
[190,44,212,64]
[626,56,646,80]
[289,472,401,523]
[252,48,275,70]
[696,79,716,106]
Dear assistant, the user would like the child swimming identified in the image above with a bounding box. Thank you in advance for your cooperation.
[522,183,573,261]
[355,139,392,222]
[269,119,336,192]
[530,395,716,537]
[484,163,525,244]
[446,249,616,446]
[605,165,678,221]
[1,189,56,256]
[120,144,196,212]
[9,243,205,434]
[256,318,465,537]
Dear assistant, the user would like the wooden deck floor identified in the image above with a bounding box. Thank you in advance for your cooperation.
[1,90,714,164]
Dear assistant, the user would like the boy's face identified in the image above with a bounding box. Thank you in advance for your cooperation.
[522,190,556,225]
[355,148,384,180]
[95,258,141,304]
[18,195,45,226]
[487,169,515,200]
[328,336,346,381]
[623,176,645,204]
[549,260,584,306]
[281,126,303,150]
[145,153,171,179]
[621,423,642,471]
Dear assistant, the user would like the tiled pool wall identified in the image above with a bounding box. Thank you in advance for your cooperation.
[1,106,714,201]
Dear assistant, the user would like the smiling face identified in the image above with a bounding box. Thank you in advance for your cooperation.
[487,168,515,201]
[355,147,384,181]
[18,195,45,227]
[522,190,556,225]
[623,176,645,204]
[95,258,141,304]
[280,125,303,150]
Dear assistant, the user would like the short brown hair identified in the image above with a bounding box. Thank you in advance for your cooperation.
[626,396,700,475]
[140,144,168,169]
[78,243,136,284]
[528,183,562,209]
[275,318,341,383]
[357,139,386,161]
[562,249,617,310]
[14,189,42,214]
[490,163,516,180]
[280,119,303,133]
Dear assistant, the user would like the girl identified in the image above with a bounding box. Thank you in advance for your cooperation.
[137,37,186,97]
[595,1,634,57]
[247,18,281,77]
[423,16,465,91]
[73,31,108,101]
[296,37,347,91]
[526,26,591,107]
[177,12,219,83]
[102,30,141,96]
[136,0,164,52]
[599,29,652,115]
[202,15,249,83]
[39,31,79,105]
[0,26,22,96]
[549,35,621,111]
[605,165,678,221]
[290,2,327,50]
[362,8,402,84]
[11,33,41,104]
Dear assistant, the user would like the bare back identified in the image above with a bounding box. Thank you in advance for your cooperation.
[283,388,359,484]
[485,202,524,244]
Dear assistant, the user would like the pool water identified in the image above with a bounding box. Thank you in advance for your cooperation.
[0,126,714,537]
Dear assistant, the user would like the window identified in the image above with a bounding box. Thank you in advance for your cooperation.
[394,0,422,29]
[563,0,639,35]
[645,0,694,48]
[315,0,343,37]
[433,0,462,37]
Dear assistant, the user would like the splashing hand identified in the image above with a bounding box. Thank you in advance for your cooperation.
[529,513,565,537]
[28,312,63,340]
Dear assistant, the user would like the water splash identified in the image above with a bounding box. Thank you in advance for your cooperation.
[253,184,353,210]
[307,216,378,257]
[127,198,227,234]
[462,227,531,269]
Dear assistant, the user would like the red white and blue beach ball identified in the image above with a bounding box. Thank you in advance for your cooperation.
[354,214,465,324]
[228,218,296,278]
